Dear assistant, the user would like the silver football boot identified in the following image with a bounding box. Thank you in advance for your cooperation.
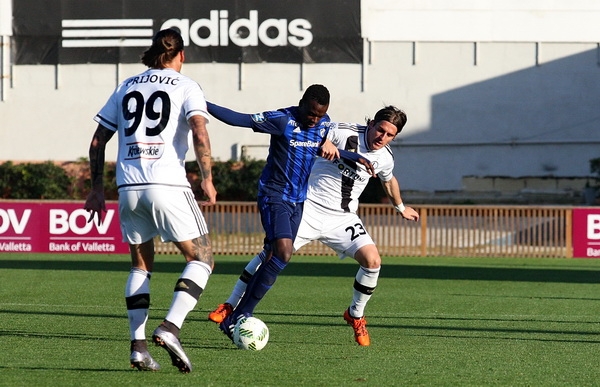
[152,325,192,373]
[130,350,160,371]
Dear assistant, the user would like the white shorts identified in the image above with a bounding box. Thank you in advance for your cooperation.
[293,199,375,259]
[118,187,208,244]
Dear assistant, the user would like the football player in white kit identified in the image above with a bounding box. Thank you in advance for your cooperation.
[209,106,419,346]
[84,29,216,373]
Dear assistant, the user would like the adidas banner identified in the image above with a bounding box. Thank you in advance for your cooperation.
[12,0,362,64]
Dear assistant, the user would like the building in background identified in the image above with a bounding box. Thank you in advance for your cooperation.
[1,0,599,193]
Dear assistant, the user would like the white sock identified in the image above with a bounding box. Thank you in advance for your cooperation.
[225,250,266,308]
[165,261,212,328]
[349,266,380,318]
[125,268,151,341]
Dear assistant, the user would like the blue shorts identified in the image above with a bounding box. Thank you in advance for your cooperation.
[258,195,304,251]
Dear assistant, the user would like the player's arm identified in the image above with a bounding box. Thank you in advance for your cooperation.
[84,124,115,224]
[189,114,217,206]
[380,176,419,221]
[339,149,375,177]
[318,138,340,160]
[320,140,375,176]
[207,101,289,135]
[206,101,254,127]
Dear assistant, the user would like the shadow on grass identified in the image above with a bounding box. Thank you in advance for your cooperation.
[2,309,599,351]
[246,313,600,344]
[0,259,598,284]
[0,366,129,372]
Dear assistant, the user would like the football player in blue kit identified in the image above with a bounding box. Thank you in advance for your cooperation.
[206,84,374,339]
[209,106,419,346]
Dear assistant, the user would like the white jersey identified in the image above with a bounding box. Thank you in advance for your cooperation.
[305,122,395,213]
[94,68,210,190]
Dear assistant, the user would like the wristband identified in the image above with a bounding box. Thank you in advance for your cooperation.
[394,203,406,213]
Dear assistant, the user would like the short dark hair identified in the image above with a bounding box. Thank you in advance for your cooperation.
[300,84,330,106]
[370,105,407,134]
[141,29,184,69]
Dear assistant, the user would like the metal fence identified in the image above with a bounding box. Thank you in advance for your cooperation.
[155,202,573,258]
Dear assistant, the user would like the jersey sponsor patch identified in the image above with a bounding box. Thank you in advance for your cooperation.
[332,159,367,182]
[125,142,165,160]
[251,113,266,123]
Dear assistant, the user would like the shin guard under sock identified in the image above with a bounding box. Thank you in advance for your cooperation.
[235,255,287,316]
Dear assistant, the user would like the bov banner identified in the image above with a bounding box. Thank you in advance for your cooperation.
[0,201,128,254]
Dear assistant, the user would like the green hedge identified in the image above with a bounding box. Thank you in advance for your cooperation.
[185,158,265,201]
[0,159,385,203]
[0,161,74,200]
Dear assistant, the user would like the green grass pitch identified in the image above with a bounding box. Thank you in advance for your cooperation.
[0,253,599,386]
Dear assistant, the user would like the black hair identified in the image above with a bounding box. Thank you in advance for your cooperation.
[300,84,330,106]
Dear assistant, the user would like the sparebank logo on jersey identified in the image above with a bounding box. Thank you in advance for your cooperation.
[126,142,165,160]
[289,139,321,148]
[61,10,312,48]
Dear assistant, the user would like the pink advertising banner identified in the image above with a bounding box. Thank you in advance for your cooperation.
[0,201,128,254]
[573,208,600,258]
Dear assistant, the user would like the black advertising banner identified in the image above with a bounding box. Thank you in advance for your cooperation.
[12,0,362,64]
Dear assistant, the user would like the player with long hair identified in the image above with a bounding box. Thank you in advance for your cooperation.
[209,105,419,346]
[84,28,215,373]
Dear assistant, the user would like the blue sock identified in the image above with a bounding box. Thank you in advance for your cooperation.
[235,255,287,316]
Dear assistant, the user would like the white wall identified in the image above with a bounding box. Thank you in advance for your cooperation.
[0,0,11,35]
[362,0,600,42]
[1,1,600,192]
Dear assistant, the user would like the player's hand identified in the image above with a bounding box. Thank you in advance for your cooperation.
[356,156,376,177]
[84,189,107,225]
[400,206,419,221]
[200,179,217,206]
[319,139,340,160]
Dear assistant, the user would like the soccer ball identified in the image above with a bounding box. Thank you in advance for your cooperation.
[233,316,269,351]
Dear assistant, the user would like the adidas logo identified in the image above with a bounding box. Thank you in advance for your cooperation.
[176,280,190,290]
[61,19,154,48]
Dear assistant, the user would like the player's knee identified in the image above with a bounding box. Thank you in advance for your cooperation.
[354,248,381,269]
[363,258,380,270]
[273,242,294,262]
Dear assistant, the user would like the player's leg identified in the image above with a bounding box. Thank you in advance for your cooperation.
[349,244,381,318]
[212,198,320,324]
[221,198,300,338]
[149,189,213,373]
[231,238,292,318]
[164,236,213,330]
[343,244,380,346]
[208,249,268,323]
[127,240,160,370]
[317,211,380,319]
[119,190,160,370]
[320,212,377,346]
[152,237,212,374]
[211,193,323,324]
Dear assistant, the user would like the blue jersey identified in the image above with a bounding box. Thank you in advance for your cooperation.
[250,106,331,203]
